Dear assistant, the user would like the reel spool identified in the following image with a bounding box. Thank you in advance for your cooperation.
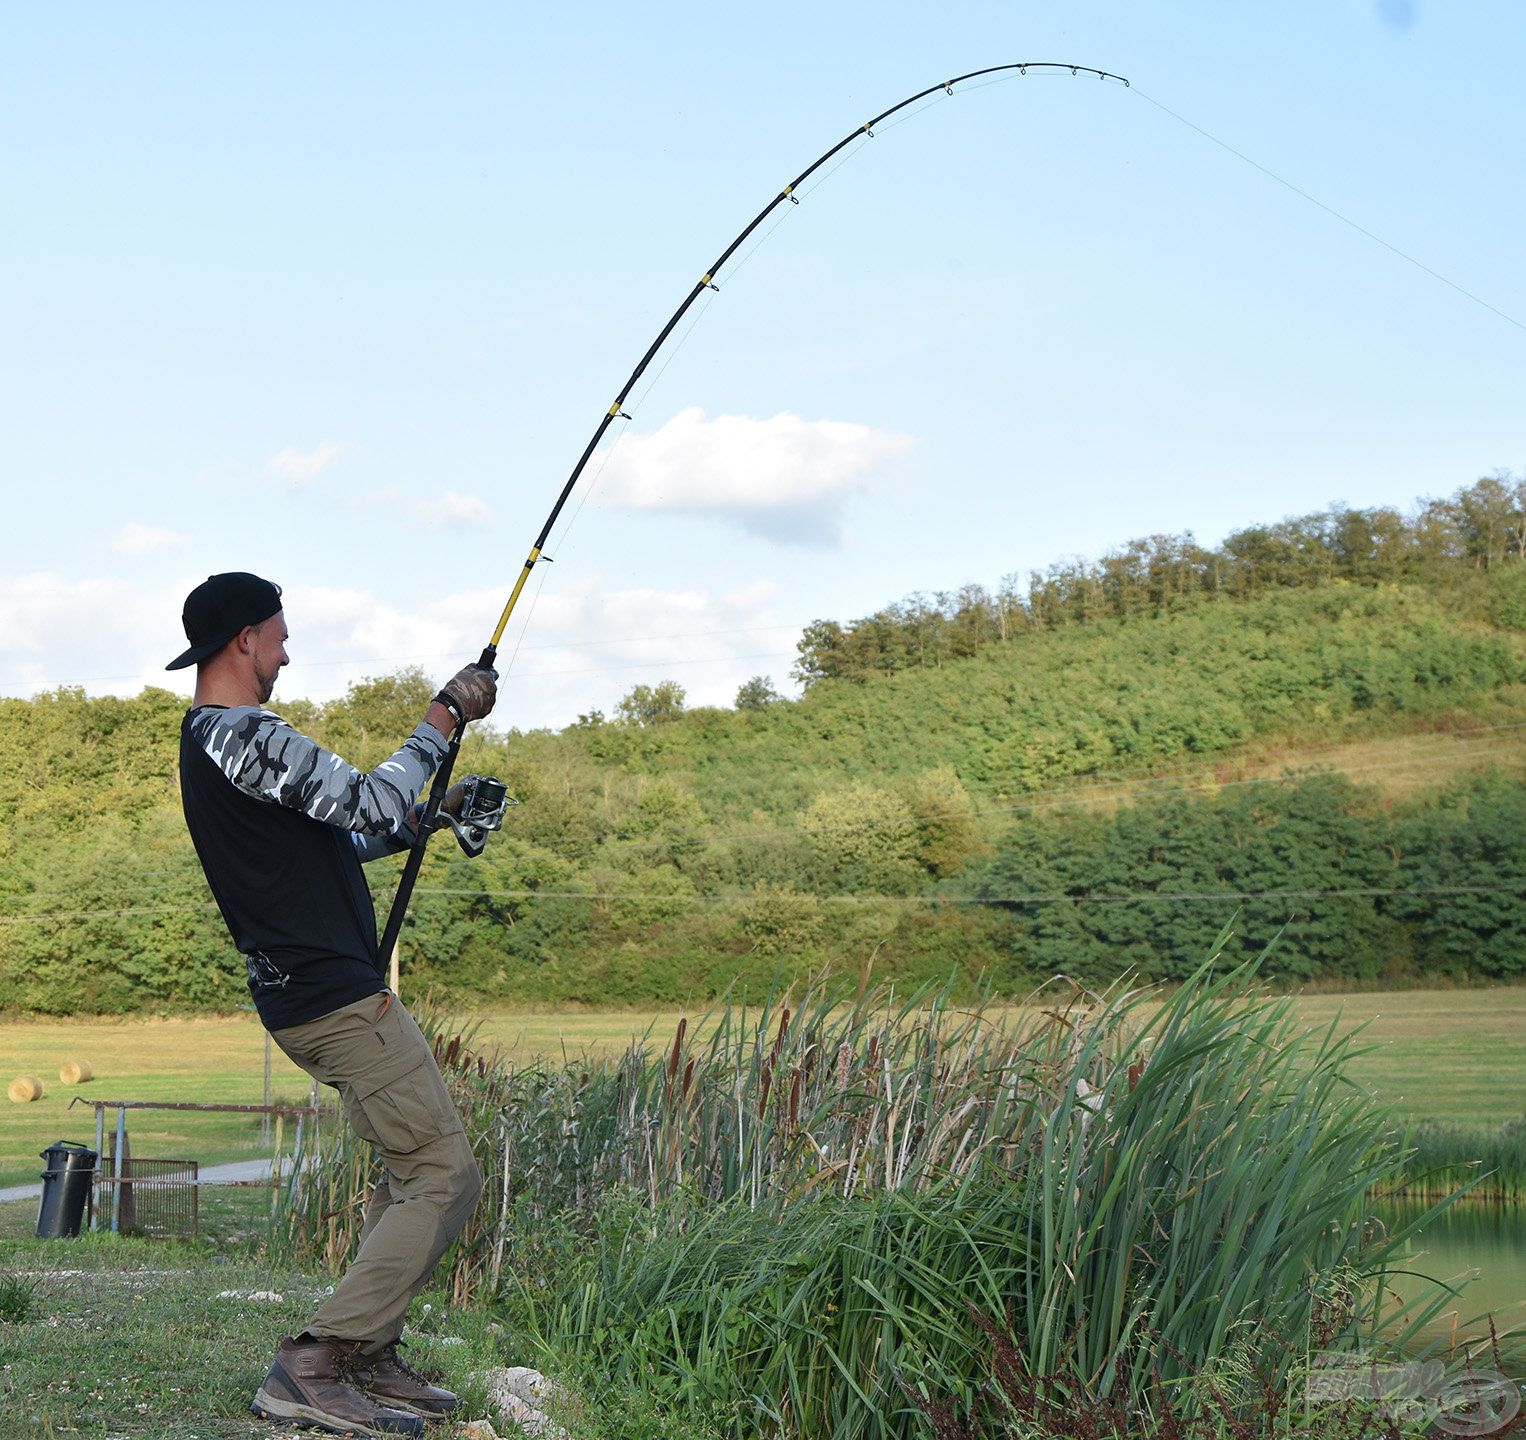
[436,774,517,857]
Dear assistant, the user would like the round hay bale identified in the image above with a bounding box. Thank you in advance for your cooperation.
[8,1075,43,1103]
[59,1060,93,1085]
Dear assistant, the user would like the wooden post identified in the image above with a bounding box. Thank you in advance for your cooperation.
[262,1032,272,1144]
[111,1107,126,1234]
[91,1107,105,1231]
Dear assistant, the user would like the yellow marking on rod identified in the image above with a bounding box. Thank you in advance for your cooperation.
[489,546,543,647]
[783,185,793,196]
[701,273,712,285]
[608,401,621,417]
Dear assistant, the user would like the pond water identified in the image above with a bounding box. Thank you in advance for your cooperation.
[1375,1199,1526,1379]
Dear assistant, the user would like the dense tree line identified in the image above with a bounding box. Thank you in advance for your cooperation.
[795,475,1526,683]
[980,771,1526,984]
[1,486,1523,1013]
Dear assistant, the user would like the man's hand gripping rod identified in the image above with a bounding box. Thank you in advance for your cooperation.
[377,570,535,962]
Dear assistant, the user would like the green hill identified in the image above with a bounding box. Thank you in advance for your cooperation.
[3,481,1524,1013]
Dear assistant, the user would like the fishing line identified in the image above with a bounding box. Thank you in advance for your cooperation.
[1130,84,1526,334]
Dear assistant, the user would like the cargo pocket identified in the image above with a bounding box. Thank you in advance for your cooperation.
[348,1063,464,1155]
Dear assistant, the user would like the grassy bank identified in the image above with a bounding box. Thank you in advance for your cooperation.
[270,959,1495,1438]
[0,1221,523,1440]
[6,968,1522,1439]
[2,1214,1476,1440]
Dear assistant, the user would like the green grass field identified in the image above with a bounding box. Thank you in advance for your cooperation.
[3,987,1522,1188]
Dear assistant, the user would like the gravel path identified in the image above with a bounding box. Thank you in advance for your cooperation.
[0,1157,275,1205]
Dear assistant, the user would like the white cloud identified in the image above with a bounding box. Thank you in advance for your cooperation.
[0,571,800,731]
[267,440,348,486]
[597,407,915,545]
[271,574,795,727]
[352,485,493,529]
[0,572,190,698]
[110,523,185,557]
[420,490,493,529]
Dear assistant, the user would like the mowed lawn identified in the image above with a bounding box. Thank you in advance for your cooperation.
[2,987,1522,1188]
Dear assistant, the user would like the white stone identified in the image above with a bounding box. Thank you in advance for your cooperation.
[495,1367,562,1408]
[479,1367,570,1439]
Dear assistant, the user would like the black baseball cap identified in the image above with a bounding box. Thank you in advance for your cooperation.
[166,572,284,671]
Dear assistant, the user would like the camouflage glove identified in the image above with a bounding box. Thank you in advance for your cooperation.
[434,663,497,728]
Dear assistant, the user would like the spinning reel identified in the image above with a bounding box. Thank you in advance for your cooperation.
[434,775,517,858]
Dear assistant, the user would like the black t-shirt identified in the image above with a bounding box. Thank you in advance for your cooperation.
[178,705,445,1029]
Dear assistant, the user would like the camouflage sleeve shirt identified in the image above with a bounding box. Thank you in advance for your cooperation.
[190,706,447,860]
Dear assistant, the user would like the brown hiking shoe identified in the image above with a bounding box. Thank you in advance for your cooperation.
[350,1341,460,1421]
[251,1335,425,1437]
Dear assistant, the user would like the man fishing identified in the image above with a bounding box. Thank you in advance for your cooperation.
[168,571,496,1437]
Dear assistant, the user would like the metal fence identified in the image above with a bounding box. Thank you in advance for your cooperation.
[68,1096,329,1238]
[94,1158,199,1239]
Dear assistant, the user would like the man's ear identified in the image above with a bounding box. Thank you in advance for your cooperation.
[235,626,258,655]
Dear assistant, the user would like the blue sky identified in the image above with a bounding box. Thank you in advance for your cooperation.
[3,1,1522,729]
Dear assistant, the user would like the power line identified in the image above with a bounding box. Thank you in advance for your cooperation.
[0,726,1519,899]
[1,880,1520,926]
[415,881,1526,908]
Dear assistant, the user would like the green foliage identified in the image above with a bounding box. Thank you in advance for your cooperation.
[0,1269,43,1323]
[795,476,1526,685]
[734,674,782,710]
[319,667,436,770]
[1383,1114,1526,1202]
[800,782,920,895]
[1389,773,1526,977]
[616,679,687,727]
[978,770,1526,986]
[739,883,824,956]
[904,765,986,877]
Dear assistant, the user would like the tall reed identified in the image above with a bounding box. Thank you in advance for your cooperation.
[1379,1116,1526,1202]
[271,951,1461,1436]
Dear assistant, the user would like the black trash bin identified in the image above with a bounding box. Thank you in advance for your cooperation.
[36,1140,98,1238]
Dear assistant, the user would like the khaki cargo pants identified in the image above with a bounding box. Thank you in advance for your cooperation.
[271,992,483,1349]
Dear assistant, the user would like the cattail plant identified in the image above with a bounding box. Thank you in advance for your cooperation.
[271,945,1471,1438]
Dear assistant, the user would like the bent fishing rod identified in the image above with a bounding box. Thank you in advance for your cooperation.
[378,60,1128,963]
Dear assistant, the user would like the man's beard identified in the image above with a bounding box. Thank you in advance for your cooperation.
[254,664,278,704]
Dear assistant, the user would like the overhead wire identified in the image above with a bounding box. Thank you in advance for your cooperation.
[2,726,1518,910]
[6,878,1520,927]
[2,717,1520,885]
